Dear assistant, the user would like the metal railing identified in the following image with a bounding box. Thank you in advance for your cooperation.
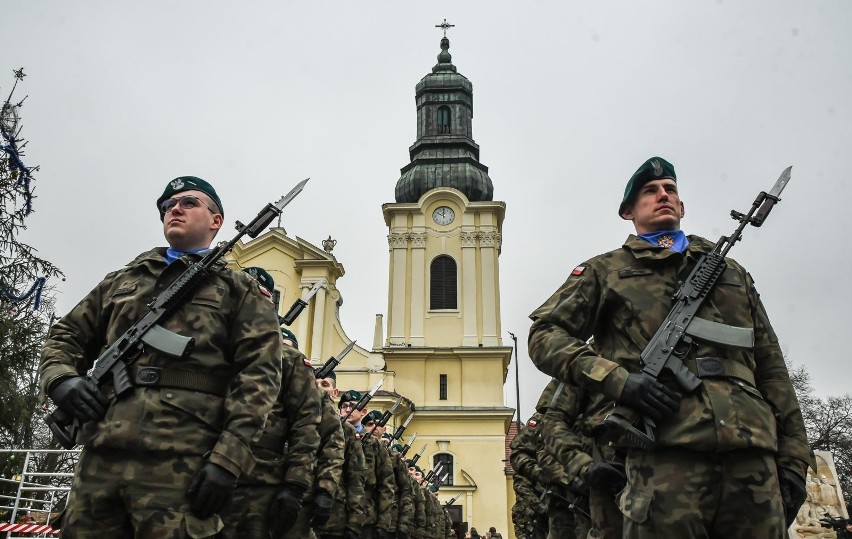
[0,449,79,538]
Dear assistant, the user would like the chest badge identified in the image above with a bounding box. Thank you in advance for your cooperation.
[657,235,674,248]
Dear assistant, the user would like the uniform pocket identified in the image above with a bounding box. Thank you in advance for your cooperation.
[159,389,225,432]
[618,482,653,524]
[191,284,225,308]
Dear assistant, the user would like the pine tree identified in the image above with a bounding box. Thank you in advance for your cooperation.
[0,68,72,519]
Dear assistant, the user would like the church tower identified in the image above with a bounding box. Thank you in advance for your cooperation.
[382,29,514,534]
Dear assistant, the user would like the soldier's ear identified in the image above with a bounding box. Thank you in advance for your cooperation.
[332,388,340,398]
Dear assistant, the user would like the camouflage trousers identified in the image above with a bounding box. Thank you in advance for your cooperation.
[547,499,577,539]
[280,498,318,539]
[61,449,221,539]
[588,487,622,539]
[619,447,786,539]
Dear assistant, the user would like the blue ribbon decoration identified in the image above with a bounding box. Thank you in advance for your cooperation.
[1,277,46,310]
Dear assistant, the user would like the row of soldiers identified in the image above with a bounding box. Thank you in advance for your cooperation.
[510,378,626,539]
[222,266,457,539]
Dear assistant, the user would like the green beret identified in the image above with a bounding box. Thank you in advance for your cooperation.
[363,410,383,424]
[619,157,676,216]
[316,370,336,381]
[157,176,223,220]
[338,390,361,408]
[428,483,440,493]
[391,444,404,452]
[243,267,275,292]
[279,327,298,349]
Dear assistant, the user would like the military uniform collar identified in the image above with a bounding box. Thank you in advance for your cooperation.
[127,247,226,269]
[623,234,714,261]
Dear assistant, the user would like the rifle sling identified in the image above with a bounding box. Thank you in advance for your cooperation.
[685,357,756,386]
[130,366,229,397]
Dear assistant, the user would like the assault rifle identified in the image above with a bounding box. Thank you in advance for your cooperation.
[280,278,326,325]
[422,463,443,485]
[314,340,356,380]
[604,167,792,449]
[443,494,459,508]
[391,411,415,442]
[408,443,427,467]
[44,179,310,449]
[399,432,417,456]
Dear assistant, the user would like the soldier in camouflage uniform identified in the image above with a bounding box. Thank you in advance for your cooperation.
[316,374,366,539]
[40,177,282,538]
[221,322,322,539]
[529,157,815,538]
[389,444,416,539]
[359,410,398,538]
[542,380,624,539]
[511,473,540,539]
[408,465,427,538]
[510,406,551,539]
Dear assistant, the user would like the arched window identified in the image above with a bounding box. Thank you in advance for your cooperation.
[433,453,454,486]
[430,255,457,310]
[437,106,451,134]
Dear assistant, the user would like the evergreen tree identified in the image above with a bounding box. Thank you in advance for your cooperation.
[0,68,71,520]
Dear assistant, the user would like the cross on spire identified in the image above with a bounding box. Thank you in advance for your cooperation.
[435,18,455,38]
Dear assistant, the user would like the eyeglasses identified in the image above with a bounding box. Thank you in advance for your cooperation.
[159,195,216,215]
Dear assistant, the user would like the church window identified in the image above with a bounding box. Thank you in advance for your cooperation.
[430,255,457,309]
[439,374,448,400]
[433,453,454,486]
[437,106,451,134]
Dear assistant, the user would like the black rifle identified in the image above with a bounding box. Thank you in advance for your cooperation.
[422,462,443,485]
[43,179,310,448]
[604,167,792,449]
[408,443,427,467]
[280,278,326,325]
[443,494,459,508]
[399,432,417,457]
[391,411,414,442]
[342,379,383,423]
[314,340,356,380]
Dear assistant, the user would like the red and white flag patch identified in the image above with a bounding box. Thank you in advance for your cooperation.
[571,265,586,276]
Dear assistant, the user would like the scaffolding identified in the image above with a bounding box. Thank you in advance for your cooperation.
[0,449,78,538]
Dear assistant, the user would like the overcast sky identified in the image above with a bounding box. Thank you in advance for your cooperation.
[3,1,850,420]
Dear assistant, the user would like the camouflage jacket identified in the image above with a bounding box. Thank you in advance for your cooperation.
[322,421,366,536]
[424,490,442,539]
[510,413,545,487]
[541,382,592,490]
[242,346,321,489]
[512,473,541,539]
[312,391,345,497]
[412,481,427,534]
[369,436,398,532]
[390,448,415,535]
[529,235,814,477]
[39,248,282,477]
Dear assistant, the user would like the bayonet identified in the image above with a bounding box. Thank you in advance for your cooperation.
[392,411,415,441]
[281,277,327,325]
[342,378,384,422]
[400,432,417,456]
[408,443,427,466]
[315,340,356,379]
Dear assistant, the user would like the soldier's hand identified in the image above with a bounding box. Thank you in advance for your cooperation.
[619,372,680,421]
[582,461,627,495]
[779,467,806,528]
[186,461,237,519]
[267,483,305,535]
[310,489,334,528]
[48,376,108,423]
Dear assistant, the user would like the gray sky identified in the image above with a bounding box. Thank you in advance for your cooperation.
[3,1,850,420]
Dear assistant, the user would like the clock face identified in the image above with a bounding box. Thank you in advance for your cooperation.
[432,206,455,226]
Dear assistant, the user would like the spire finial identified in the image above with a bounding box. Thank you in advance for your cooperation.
[435,18,455,38]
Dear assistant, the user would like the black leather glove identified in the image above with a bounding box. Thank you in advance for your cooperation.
[344,530,361,539]
[311,489,334,528]
[48,376,108,422]
[778,467,806,528]
[583,461,627,496]
[186,461,238,519]
[267,483,306,536]
[619,372,681,422]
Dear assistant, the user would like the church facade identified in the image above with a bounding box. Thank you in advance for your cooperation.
[227,34,516,537]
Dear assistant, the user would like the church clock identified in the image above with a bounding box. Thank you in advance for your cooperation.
[432,206,455,226]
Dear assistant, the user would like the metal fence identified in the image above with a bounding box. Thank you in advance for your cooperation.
[0,449,79,538]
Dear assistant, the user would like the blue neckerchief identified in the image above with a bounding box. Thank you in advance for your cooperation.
[164,247,210,265]
[355,424,363,433]
[638,230,689,253]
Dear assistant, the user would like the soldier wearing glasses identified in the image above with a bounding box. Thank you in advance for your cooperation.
[40,176,282,538]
